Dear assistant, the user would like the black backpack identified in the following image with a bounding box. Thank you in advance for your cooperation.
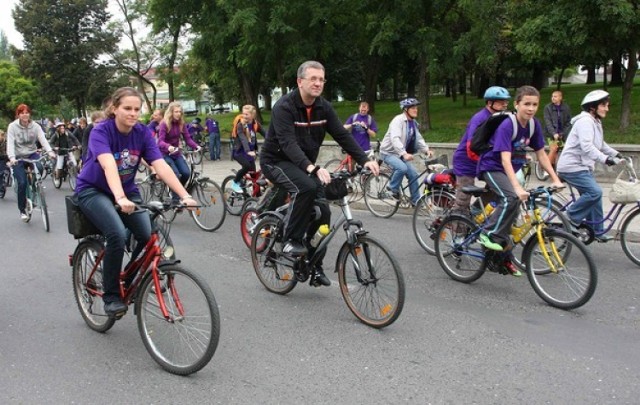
[466,111,534,161]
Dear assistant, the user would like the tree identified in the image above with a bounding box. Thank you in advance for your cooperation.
[0,31,11,61]
[0,61,38,120]
[13,0,118,116]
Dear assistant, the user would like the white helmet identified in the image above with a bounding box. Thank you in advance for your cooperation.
[581,90,609,111]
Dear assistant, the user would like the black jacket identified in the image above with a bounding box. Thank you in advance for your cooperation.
[260,89,368,171]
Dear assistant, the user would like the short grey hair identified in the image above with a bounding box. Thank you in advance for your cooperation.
[297,60,325,79]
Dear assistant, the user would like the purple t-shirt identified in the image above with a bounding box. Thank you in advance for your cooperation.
[477,117,544,176]
[76,119,163,196]
[206,118,220,134]
[344,113,378,151]
[452,108,492,177]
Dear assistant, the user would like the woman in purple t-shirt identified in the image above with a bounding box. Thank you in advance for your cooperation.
[75,87,197,318]
[477,86,563,266]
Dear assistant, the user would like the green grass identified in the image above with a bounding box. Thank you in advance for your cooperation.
[199,82,640,144]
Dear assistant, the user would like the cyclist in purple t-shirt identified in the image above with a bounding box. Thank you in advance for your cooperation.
[344,101,378,153]
[75,87,197,318]
[451,86,511,214]
[477,86,562,261]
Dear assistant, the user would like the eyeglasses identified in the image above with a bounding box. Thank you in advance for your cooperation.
[303,77,327,84]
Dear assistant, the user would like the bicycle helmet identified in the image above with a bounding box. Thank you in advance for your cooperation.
[55,120,65,128]
[399,98,421,110]
[581,90,609,112]
[483,86,511,100]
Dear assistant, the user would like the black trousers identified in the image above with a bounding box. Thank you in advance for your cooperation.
[233,153,256,183]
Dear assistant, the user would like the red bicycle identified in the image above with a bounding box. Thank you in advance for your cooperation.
[68,199,220,375]
[222,169,269,215]
[323,143,378,203]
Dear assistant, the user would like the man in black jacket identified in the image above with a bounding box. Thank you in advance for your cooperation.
[260,60,379,286]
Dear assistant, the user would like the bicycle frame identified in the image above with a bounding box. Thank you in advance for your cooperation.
[383,155,450,202]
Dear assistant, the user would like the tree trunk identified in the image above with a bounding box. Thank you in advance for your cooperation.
[417,54,431,131]
[459,71,467,107]
[531,65,547,90]
[620,50,637,130]
[586,65,596,84]
[556,67,566,89]
[602,61,608,90]
[611,57,623,86]
[363,55,381,114]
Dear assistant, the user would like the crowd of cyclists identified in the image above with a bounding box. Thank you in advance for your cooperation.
[0,59,624,322]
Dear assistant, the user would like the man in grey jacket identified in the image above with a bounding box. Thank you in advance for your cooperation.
[556,90,623,242]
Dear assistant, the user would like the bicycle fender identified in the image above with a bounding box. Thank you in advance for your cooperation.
[257,211,285,222]
[158,259,182,268]
[334,241,352,273]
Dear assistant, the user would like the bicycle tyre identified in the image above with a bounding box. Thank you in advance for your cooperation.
[534,160,550,181]
[52,172,62,189]
[323,158,344,172]
[136,264,220,375]
[250,216,297,294]
[222,175,246,216]
[434,214,486,283]
[337,236,405,328]
[412,188,455,254]
[240,207,259,248]
[68,165,78,191]
[620,208,640,267]
[72,238,115,333]
[241,197,259,214]
[363,173,399,218]
[38,184,50,232]
[524,228,597,310]
[190,179,226,231]
[192,149,203,165]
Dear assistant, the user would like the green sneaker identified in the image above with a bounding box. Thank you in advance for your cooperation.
[478,233,503,251]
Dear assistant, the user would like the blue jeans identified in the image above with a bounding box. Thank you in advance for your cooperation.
[77,188,151,303]
[164,155,190,200]
[382,154,420,205]
[13,153,43,213]
[558,170,604,232]
[209,131,221,160]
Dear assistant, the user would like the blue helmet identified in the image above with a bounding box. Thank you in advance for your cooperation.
[399,98,421,110]
[483,86,511,101]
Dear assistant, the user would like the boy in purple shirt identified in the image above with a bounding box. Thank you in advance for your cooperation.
[344,101,378,153]
[477,86,562,268]
[206,115,221,160]
[451,86,511,214]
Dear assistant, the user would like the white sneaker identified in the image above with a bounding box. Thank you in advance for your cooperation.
[230,181,243,193]
[20,211,29,222]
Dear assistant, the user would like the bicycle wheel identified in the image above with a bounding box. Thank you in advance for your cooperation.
[127,218,176,260]
[190,179,226,231]
[363,173,399,218]
[337,236,405,328]
[222,175,247,216]
[241,197,259,214]
[240,207,259,248]
[620,208,640,266]
[52,171,62,189]
[412,188,455,254]
[72,238,115,333]
[525,228,597,309]
[434,214,486,283]
[136,264,220,375]
[192,149,203,165]
[534,160,550,181]
[511,200,571,271]
[38,185,50,232]
[250,216,297,294]
[323,158,344,172]
[68,165,78,191]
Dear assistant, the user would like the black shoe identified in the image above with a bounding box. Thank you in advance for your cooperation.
[386,187,400,201]
[595,233,614,243]
[104,300,128,318]
[311,268,331,287]
[282,239,308,256]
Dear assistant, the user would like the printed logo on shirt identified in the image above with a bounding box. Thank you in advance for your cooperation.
[114,148,140,181]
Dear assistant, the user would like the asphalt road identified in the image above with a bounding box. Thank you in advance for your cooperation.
[1,167,639,404]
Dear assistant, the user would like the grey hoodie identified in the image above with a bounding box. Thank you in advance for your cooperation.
[6,119,52,160]
[556,111,617,173]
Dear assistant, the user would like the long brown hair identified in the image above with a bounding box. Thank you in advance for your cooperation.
[163,102,185,132]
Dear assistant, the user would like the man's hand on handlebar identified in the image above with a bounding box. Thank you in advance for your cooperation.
[364,160,379,176]
[315,167,331,185]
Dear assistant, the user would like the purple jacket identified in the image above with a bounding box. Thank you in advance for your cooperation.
[157,120,199,158]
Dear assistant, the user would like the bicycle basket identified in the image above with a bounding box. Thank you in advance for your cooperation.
[324,178,348,200]
[610,170,640,204]
[65,195,100,238]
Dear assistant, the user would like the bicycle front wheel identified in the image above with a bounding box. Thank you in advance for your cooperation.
[363,173,399,218]
[250,216,297,294]
[190,179,226,231]
[72,238,115,333]
[434,214,486,283]
[337,236,405,328]
[68,166,78,191]
[412,188,455,255]
[137,264,220,375]
[222,175,247,216]
[620,208,640,267]
[525,228,597,310]
[38,185,50,232]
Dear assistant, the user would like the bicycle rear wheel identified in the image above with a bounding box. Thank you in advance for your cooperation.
[137,264,220,375]
[620,208,640,267]
[222,175,247,216]
[434,215,486,283]
[525,228,597,309]
[337,236,405,328]
[412,188,455,254]
[250,216,297,294]
[190,179,226,231]
[72,238,115,333]
[363,173,399,218]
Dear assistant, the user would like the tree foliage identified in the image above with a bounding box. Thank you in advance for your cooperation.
[0,61,38,120]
